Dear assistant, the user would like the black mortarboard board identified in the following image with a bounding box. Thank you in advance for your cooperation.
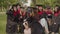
[20,7,24,9]
[36,4,43,7]
[32,7,38,10]
[27,7,34,8]
[16,3,21,6]
[12,4,16,9]
[55,5,59,7]
[57,6,60,11]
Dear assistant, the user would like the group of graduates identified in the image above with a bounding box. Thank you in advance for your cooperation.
[6,3,60,34]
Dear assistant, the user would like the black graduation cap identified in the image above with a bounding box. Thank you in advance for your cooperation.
[12,4,16,9]
[16,3,21,6]
[36,4,43,7]
[32,7,38,10]
[27,7,33,8]
[57,6,60,11]
[55,5,59,7]
[27,7,34,11]
[20,7,24,9]
[12,4,16,6]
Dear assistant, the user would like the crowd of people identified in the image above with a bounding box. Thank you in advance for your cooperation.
[6,3,60,34]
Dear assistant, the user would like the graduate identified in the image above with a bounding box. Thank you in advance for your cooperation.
[31,7,45,34]
[52,6,60,34]
[6,4,18,34]
[36,5,49,34]
[18,7,25,33]
[16,3,22,33]
[45,6,53,34]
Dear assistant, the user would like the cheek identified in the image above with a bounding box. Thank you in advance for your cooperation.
[17,7,20,9]
[39,8,42,9]
[14,8,17,11]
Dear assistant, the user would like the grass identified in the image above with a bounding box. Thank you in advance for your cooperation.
[0,14,6,34]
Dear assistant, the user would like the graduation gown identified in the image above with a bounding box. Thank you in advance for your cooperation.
[52,13,60,32]
[31,22,45,34]
[6,9,17,34]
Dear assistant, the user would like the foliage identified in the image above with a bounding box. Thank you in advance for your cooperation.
[0,0,60,8]
[31,0,60,7]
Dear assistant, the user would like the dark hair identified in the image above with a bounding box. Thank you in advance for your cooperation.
[32,7,38,14]
[55,5,59,7]
[54,6,60,13]
[36,4,43,7]
[12,4,17,9]
[57,7,60,12]
[16,3,21,6]
[12,4,17,12]
[20,7,24,9]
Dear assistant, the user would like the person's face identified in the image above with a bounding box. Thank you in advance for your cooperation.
[39,6,43,10]
[47,8,51,11]
[33,9,38,12]
[21,8,24,12]
[13,7,17,11]
[36,6,38,8]
[55,7,58,11]
[9,6,12,10]
[17,5,20,9]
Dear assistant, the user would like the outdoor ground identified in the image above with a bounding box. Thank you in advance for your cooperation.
[0,13,6,34]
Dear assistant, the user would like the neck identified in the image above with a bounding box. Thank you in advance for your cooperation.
[25,27,30,30]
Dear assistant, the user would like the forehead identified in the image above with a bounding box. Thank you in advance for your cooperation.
[38,6,42,8]
[13,7,16,8]
[55,7,58,8]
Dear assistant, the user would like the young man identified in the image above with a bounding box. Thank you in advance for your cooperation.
[45,6,53,34]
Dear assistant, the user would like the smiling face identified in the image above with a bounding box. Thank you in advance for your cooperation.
[38,6,43,10]
[17,5,20,9]
[55,7,58,12]
[13,7,17,11]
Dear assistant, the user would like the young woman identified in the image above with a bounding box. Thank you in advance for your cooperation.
[31,7,45,34]
[52,6,60,34]
[6,5,17,34]
[37,5,49,34]
[18,7,25,33]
